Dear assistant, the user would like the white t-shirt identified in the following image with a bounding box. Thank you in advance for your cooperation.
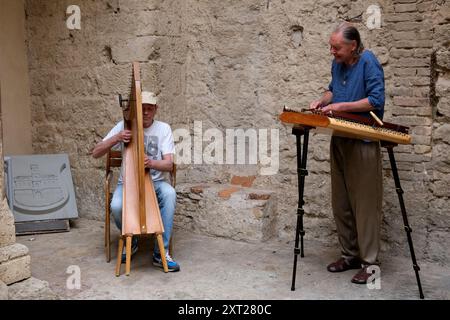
[104,120,175,182]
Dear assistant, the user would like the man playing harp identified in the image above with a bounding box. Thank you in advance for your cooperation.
[93,91,180,272]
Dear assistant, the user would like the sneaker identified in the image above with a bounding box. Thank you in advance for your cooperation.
[121,238,139,263]
[152,252,180,272]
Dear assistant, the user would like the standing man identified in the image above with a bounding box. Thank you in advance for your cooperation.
[92,91,180,272]
[310,22,385,284]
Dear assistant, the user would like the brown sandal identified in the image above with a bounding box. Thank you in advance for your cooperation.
[351,265,379,284]
[327,257,361,273]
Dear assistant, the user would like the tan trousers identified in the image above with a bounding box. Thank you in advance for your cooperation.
[330,136,383,265]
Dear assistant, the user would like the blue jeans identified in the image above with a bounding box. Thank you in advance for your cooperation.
[110,180,176,255]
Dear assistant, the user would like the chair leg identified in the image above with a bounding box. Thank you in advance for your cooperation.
[169,236,174,257]
[115,237,124,277]
[125,235,132,276]
[156,234,168,273]
[105,213,111,263]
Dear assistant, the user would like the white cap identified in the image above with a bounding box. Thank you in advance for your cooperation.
[142,91,158,105]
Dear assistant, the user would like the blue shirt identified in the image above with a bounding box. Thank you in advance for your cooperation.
[328,50,385,119]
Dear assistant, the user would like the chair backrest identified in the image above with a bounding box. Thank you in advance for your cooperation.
[106,150,122,171]
[106,150,176,187]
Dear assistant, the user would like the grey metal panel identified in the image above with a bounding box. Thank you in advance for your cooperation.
[5,154,79,223]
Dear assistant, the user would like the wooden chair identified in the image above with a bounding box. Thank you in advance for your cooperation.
[104,150,176,263]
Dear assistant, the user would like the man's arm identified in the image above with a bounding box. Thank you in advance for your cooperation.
[321,98,374,113]
[144,154,173,172]
[91,130,131,159]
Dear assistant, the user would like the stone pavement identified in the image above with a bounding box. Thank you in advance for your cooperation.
[15,218,449,300]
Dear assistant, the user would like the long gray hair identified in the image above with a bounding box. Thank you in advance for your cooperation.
[333,22,365,56]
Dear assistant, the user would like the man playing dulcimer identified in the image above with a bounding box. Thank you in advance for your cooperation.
[310,22,385,284]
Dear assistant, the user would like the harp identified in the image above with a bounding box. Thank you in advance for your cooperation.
[115,62,169,276]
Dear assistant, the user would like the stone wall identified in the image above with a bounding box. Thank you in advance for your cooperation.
[0,83,31,298]
[25,0,185,220]
[25,0,449,264]
[0,0,34,156]
[381,0,450,264]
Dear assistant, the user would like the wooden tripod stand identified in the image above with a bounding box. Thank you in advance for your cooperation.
[115,62,168,276]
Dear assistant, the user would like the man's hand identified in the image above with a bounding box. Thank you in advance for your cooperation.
[117,130,132,143]
[309,99,323,110]
[92,129,131,159]
[321,103,344,113]
[144,155,153,169]
[310,91,333,111]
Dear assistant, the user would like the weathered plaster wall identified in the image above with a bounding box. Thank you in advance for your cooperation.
[0,0,33,155]
[24,0,449,264]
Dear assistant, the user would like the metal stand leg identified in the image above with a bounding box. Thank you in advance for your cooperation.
[291,126,310,291]
[386,145,425,299]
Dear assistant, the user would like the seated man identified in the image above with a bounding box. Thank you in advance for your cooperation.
[92,91,179,272]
